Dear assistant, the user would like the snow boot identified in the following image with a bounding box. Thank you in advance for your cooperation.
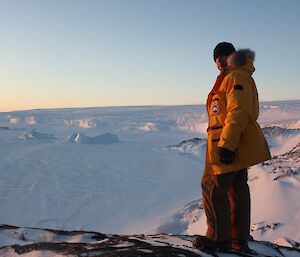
[193,235,231,251]
[232,240,250,253]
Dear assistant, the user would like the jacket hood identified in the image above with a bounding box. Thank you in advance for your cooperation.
[227,49,255,74]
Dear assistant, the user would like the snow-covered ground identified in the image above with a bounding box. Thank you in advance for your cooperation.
[0,101,299,249]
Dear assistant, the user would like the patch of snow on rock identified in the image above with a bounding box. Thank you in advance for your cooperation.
[4,226,299,257]
[114,241,135,248]
[251,221,283,236]
[262,142,300,182]
[166,138,206,159]
[274,237,300,249]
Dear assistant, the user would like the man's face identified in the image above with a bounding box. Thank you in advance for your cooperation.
[216,55,228,70]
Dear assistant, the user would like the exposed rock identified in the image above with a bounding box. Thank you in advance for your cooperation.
[170,138,204,147]
[262,126,300,137]
[262,143,300,181]
[19,129,55,140]
[1,225,300,256]
[65,133,120,144]
[167,138,206,157]
[274,237,300,248]
[251,221,283,235]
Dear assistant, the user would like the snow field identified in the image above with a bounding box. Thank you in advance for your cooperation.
[0,101,299,247]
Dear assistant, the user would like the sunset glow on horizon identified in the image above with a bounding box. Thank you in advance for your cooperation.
[1,0,299,112]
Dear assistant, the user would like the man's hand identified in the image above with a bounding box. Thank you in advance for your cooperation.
[218,147,235,164]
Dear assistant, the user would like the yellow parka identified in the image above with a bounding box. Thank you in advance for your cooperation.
[205,49,271,175]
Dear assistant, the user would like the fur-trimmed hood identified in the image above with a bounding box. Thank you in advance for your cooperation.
[227,49,255,74]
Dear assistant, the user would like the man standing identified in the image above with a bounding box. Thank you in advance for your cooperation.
[193,42,271,252]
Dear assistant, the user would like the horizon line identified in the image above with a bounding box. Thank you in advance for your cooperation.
[1,99,300,114]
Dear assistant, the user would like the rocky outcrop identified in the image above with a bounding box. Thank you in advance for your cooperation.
[166,138,206,158]
[0,225,299,257]
[19,129,55,140]
[262,143,300,181]
[262,126,300,137]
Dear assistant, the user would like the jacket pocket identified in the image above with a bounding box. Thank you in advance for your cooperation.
[207,128,222,165]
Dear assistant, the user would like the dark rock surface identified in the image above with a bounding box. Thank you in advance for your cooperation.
[262,143,300,180]
[262,126,300,137]
[1,225,300,256]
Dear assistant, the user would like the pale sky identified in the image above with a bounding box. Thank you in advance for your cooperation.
[1,0,299,112]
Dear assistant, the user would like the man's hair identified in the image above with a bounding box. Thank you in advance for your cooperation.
[213,42,236,62]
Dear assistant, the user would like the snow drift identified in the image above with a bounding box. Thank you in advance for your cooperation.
[65,132,120,144]
[19,129,55,140]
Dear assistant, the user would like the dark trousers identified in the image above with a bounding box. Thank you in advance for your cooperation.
[201,168,250,244]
